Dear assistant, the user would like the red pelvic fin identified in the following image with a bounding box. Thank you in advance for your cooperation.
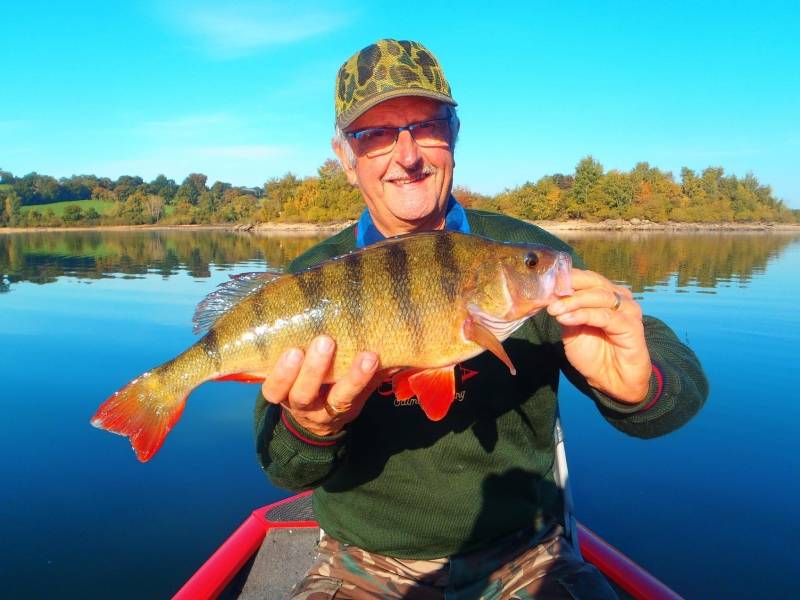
[409,366,457,421]
[392,369,422,400]
[90,373,189,462]
[213,372,266,384]
[464,317,517,375]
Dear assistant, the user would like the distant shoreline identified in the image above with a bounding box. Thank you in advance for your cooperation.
[2,219,800,235]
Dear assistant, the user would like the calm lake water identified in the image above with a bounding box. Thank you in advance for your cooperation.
[1,229,799,599]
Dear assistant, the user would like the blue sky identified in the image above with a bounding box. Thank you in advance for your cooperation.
[2,1,799,207]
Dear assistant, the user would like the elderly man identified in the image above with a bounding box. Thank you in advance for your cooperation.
[255,39,707,599]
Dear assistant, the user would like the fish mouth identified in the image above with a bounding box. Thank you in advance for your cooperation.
[545,252,573,297]
[464,251,574,345]
[501,252,573,320]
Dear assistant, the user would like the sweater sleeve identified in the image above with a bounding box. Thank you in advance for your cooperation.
[560,315,709,438]
[254,391,348,491]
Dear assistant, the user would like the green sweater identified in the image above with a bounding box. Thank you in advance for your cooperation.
[254,210,708,559]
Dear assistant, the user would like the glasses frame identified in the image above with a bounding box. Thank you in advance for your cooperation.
[345,117,453,158]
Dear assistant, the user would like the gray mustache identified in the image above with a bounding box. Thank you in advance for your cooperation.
[384,164,436,182]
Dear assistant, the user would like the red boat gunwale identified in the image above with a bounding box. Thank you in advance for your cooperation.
[173,491,683,600]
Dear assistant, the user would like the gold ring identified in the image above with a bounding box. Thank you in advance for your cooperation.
[323,399,345,417]
[611,291,622,312]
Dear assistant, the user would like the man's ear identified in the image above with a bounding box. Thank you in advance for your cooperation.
[332,139,359,186]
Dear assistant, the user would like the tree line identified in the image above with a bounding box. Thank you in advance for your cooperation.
[3,228,796,293]
[1,157,797,228]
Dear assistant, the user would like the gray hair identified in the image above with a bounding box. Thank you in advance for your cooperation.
[333,106,460,168]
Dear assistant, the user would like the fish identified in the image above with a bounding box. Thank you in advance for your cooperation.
[91,231,573,462]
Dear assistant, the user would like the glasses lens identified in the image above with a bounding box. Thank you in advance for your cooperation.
[351,127,396,156]
[410,119,451,147]
[349,118,452,157]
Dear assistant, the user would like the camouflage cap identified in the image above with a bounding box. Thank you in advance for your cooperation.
[335,39,457,130]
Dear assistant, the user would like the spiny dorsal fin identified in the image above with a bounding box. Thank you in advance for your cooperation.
[192,270,284,334]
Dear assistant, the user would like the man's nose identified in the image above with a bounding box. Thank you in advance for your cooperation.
[393,129,422,168]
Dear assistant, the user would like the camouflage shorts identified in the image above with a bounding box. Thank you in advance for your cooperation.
[290,526,618,600]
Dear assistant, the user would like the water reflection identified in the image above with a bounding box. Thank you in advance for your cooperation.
[561,231,800,292]
[1,229,799,293]
[0,230,327,289]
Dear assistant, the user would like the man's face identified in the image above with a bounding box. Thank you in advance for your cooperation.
[335,96,455,237]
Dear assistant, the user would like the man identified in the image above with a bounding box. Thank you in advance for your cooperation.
[255,39,707,599]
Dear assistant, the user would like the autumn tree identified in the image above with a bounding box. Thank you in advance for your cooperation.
[1,190,21,226]
[566,157,604,218]
[143,194,165,223]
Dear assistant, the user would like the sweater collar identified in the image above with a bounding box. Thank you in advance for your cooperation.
[355,195,470,248]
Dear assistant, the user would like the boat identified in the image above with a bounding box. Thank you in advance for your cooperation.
[174,414,684,599]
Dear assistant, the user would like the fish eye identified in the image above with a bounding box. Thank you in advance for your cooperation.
[524,252,538,268]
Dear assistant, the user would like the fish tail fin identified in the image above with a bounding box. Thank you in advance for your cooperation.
[90,365,191,462]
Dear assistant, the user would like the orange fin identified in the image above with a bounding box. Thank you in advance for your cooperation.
[392,369,421,400]
[213,372,266,383]
[464,317,517,375]
[90,370,189,462]
[410,367,457,421]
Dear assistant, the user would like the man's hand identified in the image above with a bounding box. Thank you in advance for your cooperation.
[261,335,381,437]
[547,268,651,404]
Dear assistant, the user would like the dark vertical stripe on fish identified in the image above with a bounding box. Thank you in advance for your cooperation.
[295,270,326,335]
[343,253,365,347]
[434,233,459,303]
[200,328,222,369]
[249,298,271,360]
[386,242,422,352]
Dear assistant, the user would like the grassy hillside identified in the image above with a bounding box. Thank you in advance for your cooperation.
[19,199,114,216]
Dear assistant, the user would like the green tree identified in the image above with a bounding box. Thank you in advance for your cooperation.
[567,156,604,217]
[63,204,84,222]
[148,175,178,202]
[113,175,145,201]
[259,173,301,221]
[84,207,101,221]
[2,190,21,226]
[217,189,258,222]
[315,159,362,220]
[175,173,208,205]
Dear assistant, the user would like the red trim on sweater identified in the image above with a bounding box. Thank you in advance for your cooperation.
[280,409,338,447]
[638,363,664,413]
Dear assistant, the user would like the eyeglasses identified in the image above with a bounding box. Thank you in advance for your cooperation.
[345,117,452,158]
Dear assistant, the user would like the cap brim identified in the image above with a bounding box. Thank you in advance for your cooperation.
[337,88,457,130]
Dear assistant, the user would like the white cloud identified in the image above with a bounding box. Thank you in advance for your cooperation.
[160,2,351,58]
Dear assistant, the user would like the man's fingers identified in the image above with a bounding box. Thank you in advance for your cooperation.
[548,287,635,317]
[324,352,380,414]
[289,336,336,408]
[261,347,304,404]
[568,268,608,290]
[569,269,633,297]
[556,306,645,340]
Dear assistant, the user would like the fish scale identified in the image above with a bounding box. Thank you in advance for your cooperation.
[91,231,572,462]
